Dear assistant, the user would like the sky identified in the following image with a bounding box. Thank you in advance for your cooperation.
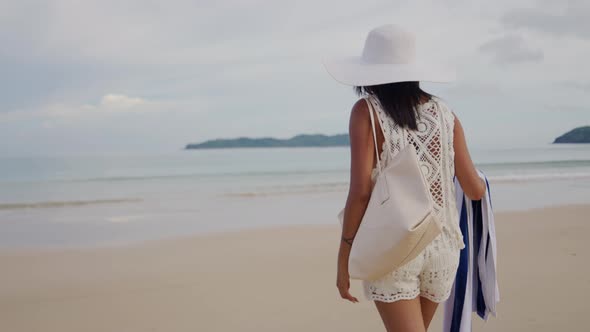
[1,0,589,156]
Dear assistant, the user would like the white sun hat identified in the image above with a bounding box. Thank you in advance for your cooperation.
[323,24,455,86]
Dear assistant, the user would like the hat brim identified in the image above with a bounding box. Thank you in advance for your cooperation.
[323,56,455,86]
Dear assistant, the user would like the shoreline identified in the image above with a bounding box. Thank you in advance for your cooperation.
[0,202,587,253]
[1,203,589,331]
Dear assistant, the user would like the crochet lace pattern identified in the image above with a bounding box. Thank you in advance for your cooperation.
[368,95,465,251]
[363,245,460,303]
[363,95,465,303]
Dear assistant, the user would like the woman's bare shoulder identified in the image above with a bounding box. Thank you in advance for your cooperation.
[349,98,370,123]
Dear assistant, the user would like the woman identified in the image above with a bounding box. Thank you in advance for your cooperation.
[324,25,486,331]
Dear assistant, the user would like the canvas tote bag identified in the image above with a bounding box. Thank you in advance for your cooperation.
[338,96,443,281]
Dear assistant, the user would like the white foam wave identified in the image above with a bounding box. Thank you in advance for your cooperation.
[0,198,142,210]
[487,172,590,183]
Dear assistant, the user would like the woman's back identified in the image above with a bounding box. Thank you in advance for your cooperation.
[328,25,486,330]
[366,95,465,250]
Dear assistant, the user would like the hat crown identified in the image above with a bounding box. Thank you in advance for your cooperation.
[361,25,416,65]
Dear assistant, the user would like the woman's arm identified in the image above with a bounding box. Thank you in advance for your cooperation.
[336,99,377,303]
[453,113,486,200]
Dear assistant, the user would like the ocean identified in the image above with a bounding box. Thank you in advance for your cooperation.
[1,144,589,248]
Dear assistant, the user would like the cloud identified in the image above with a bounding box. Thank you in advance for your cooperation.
[479,34,544,64]
[561,81,590,91]
[546,104,590,113]
[46,93,150,117]
[2,0,590,154]
[502,0,590,39]
[100,94,146,110]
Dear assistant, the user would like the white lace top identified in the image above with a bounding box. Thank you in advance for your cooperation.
[366,95,465,251]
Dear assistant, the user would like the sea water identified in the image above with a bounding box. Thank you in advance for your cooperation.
[0,144,589,248]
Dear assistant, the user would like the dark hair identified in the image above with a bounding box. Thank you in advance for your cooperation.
[355,82,432,130]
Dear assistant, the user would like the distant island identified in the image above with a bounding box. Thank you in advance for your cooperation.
[185,134,349,149]
[553,126,590,144]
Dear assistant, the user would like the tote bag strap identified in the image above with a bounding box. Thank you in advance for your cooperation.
[365,97,383,174]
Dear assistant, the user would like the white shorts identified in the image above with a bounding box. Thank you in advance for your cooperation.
[362,231,461,303]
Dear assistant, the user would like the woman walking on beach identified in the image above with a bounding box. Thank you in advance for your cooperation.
[325,25,486,331]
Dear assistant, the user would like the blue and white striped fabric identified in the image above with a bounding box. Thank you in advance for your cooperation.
[442,170,499,332]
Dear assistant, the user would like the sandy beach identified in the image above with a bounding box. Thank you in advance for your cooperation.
[1,204,588,332]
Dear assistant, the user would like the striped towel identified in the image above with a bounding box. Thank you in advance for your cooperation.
[443,170,499,332]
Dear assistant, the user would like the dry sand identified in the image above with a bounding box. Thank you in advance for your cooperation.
[1,204,588,331]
